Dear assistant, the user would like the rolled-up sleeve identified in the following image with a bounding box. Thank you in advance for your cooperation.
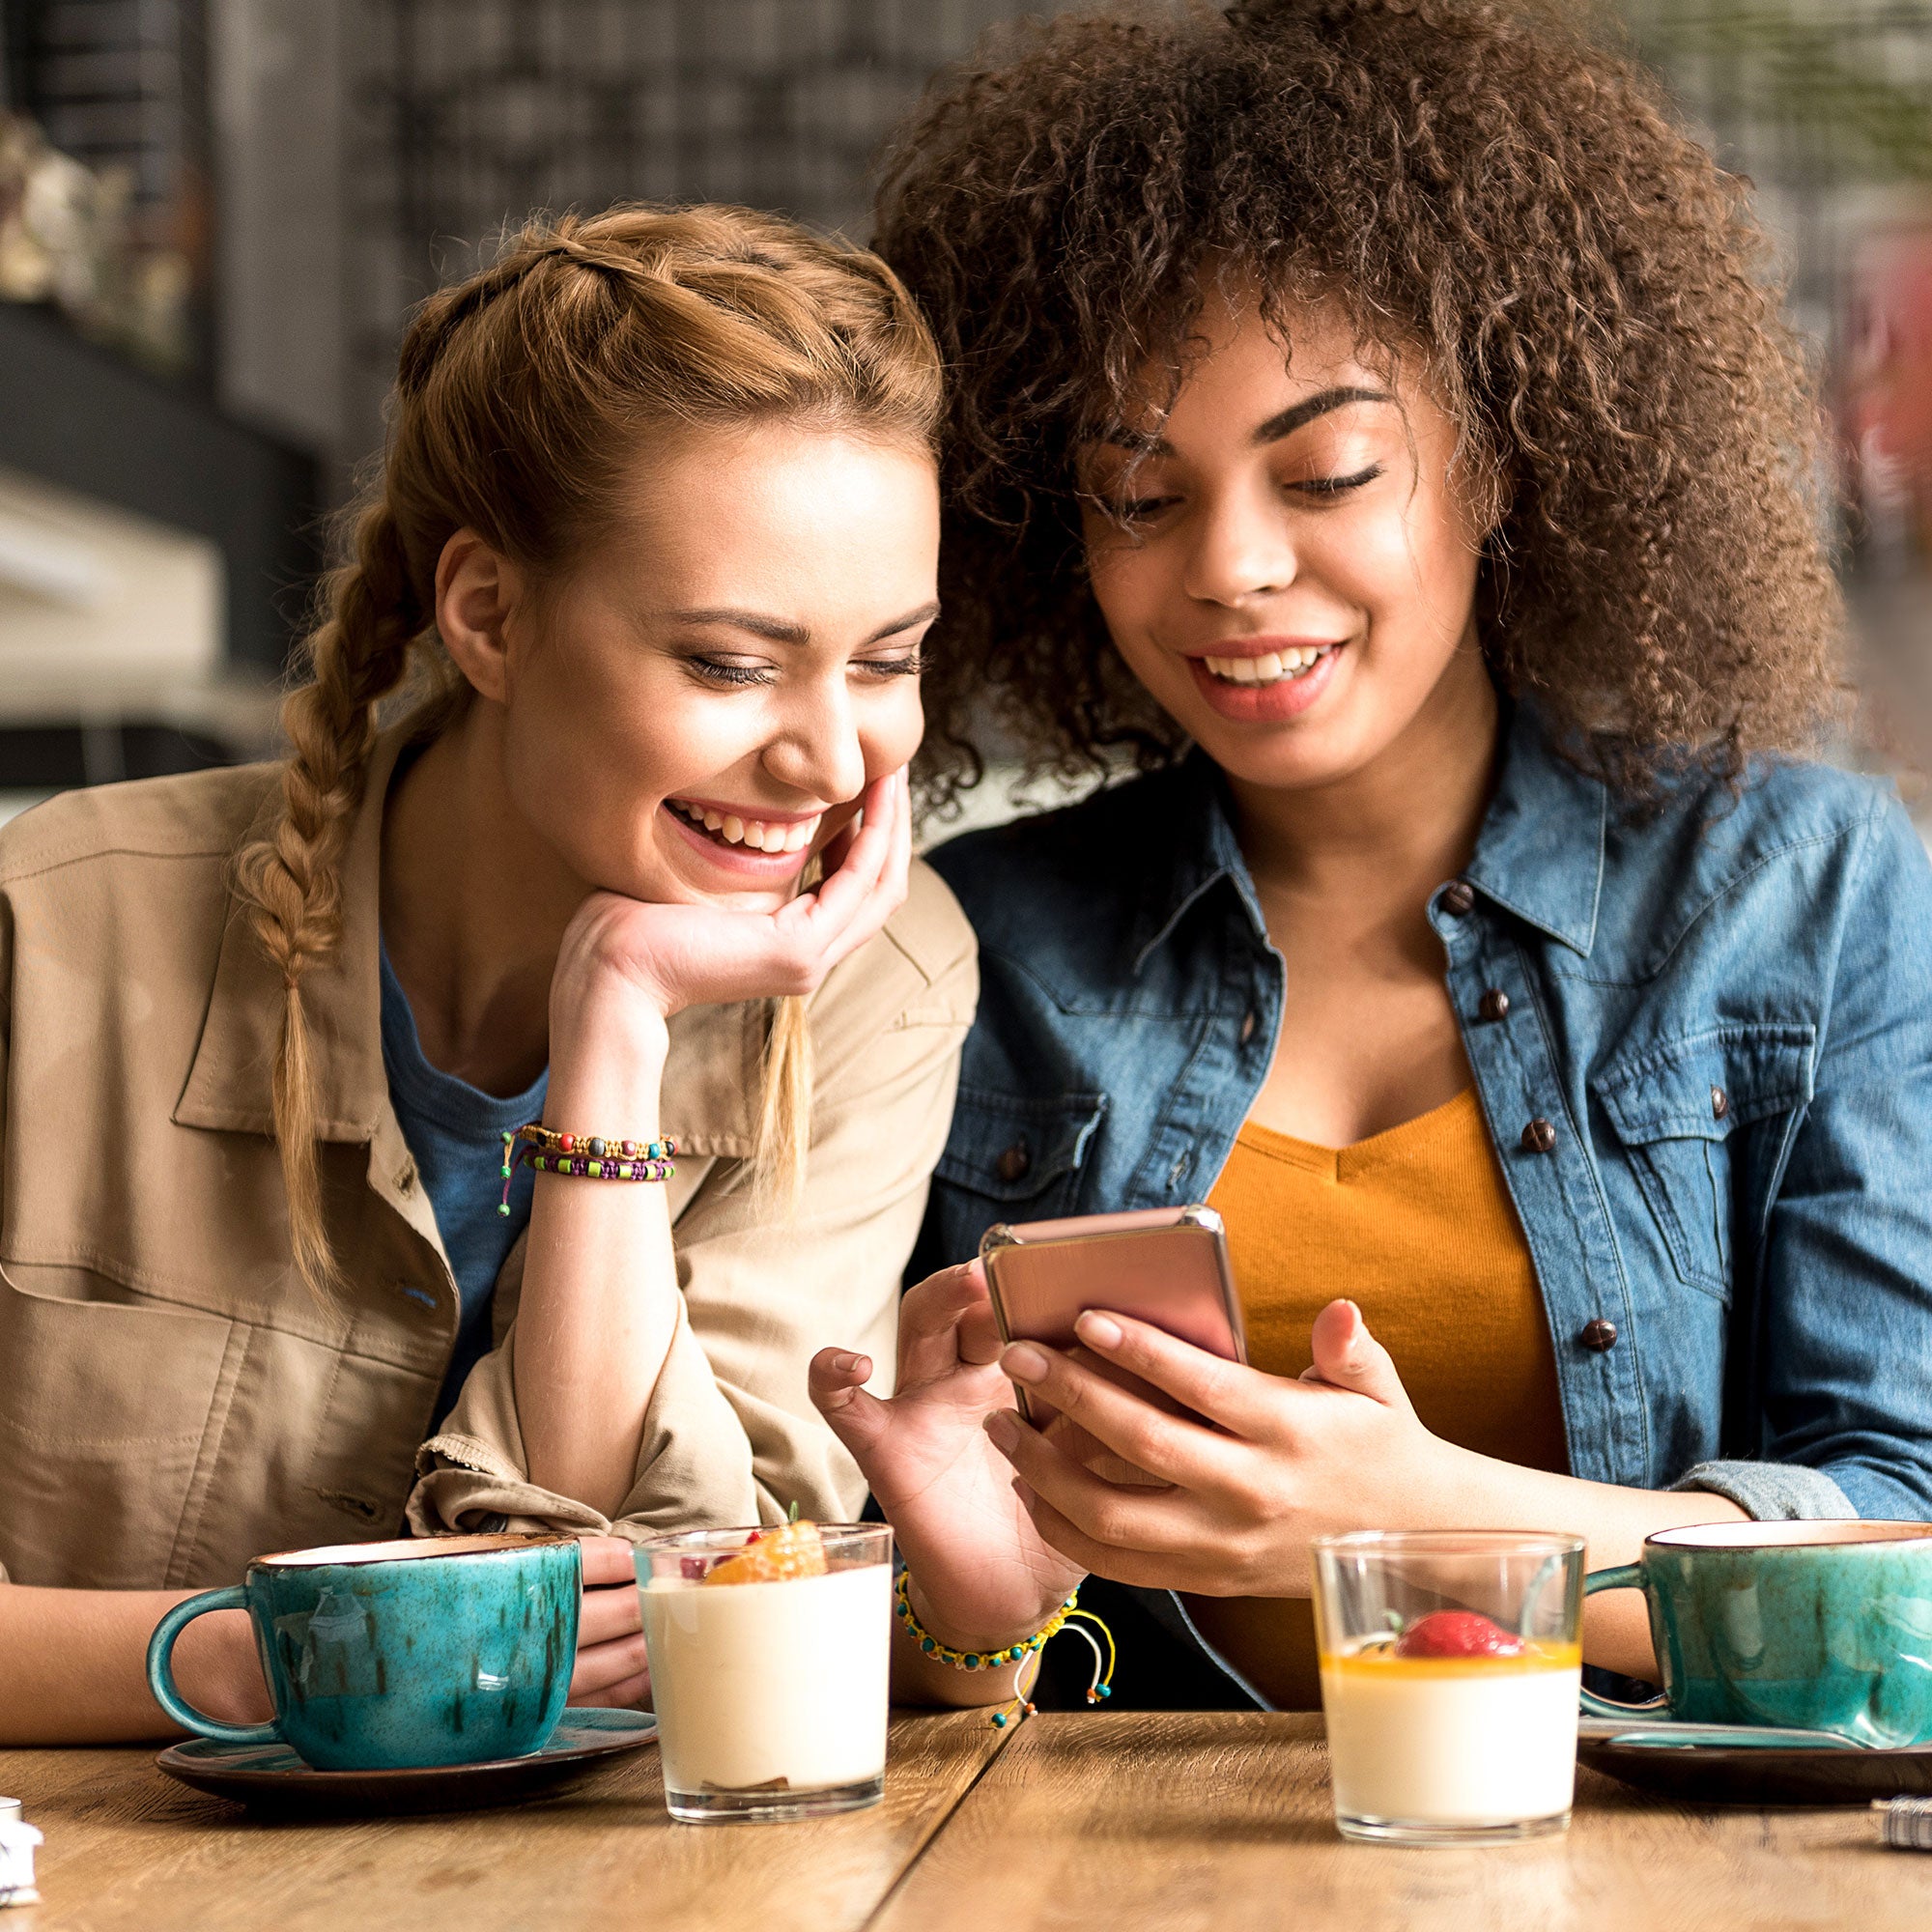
[408,871,978,1541]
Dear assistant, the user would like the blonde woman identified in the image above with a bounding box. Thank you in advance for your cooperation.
[0,207,975,1741]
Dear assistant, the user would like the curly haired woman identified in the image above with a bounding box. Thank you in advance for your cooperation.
[812,0,1932,1713]
[0,206,976,1740]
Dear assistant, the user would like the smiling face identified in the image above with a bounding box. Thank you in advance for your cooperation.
[494,420,937,913]
[1075,287,1493,797]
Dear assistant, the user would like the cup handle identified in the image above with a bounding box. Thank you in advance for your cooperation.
[146,1586,281,1746]
[1575,1563,1670,1719]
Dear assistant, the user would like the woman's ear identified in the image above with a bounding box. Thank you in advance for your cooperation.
[435,528,524,704]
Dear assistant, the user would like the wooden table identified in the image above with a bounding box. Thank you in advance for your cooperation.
[6,1713,1932,1932]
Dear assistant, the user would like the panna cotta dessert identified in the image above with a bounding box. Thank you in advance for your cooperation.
[1321,1610,1582,1838]
[639,1520,892,1823]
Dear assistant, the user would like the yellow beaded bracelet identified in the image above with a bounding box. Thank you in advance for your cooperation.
[894,1568,1117,1728]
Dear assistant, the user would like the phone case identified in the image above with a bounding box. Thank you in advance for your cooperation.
[979,1206,1248,1427]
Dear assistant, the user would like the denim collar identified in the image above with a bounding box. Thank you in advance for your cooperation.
[1124,704,1608,975]
[1465,706,1606,956]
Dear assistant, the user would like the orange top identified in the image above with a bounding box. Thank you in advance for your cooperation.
[1186,1088,1569,1710]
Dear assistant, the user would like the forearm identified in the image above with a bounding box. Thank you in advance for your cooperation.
[1427,1445,1747,1678]
[0,1586,265,1745]
[514,1002,680,1518]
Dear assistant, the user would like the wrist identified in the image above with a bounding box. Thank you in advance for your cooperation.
[546,989,670,1128]
[902,1569,1065,1659]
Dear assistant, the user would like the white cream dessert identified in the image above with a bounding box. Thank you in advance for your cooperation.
[1321,1611,1580,1829]
[641,1522,891,1802]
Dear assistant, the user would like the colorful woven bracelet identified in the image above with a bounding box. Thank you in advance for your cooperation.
[511,1122,677,1162]
[497,1124,678,1216]
[894,1568,1116,1729]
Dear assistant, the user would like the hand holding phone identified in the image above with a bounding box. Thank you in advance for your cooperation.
[979,1207,1247,1442]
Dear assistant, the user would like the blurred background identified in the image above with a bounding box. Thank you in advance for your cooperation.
[0,0,1928,823]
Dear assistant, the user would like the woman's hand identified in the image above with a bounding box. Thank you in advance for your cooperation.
[985,1298,1469,1598]
[551,767,913,1037]
[809,1263,1085,1652]
[567,1536,650,1709]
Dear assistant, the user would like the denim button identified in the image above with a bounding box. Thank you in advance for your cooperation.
[1579,1319,1619,1352]
[1520,1117,1557,1154]
[1240,1009,1257,1043]
[996,1142,1032,1183]
[1477,987,1511,1023]
[1711,1085,1729,1121]
[1441,880,1476,916]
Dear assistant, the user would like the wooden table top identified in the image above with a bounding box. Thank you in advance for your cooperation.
[6,1712,1932,1932]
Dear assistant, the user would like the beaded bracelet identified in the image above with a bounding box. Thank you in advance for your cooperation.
[894,1568,1117,1729]
[512,1123,677,1162]
[497,1123,679,1216]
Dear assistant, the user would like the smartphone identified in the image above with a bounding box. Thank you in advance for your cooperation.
[978,1206,1247,1423]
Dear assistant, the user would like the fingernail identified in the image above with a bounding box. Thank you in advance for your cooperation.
[1002,1343,1049,1384]
[834,1351,864,1375]
[984,1410,1021,1451]
[1074,1311,1122,1350]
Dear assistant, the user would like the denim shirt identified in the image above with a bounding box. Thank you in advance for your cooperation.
[916,707,1932,1536]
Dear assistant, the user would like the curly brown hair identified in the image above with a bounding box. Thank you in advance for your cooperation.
[878,0,1846,810]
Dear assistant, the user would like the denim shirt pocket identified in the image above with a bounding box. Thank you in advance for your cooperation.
[937,1087,1108,1222]
[1593,1024,1815,1302]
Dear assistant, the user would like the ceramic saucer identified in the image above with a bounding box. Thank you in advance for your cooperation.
[156,1708,657,1816]
[1577,1716,1932,1805]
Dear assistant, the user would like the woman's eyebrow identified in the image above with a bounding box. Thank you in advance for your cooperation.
[661,602,941,647]
[666,608,810,643]
[1251,386,1395,445]
[867,601,941,643]
[1091,384,1395,458]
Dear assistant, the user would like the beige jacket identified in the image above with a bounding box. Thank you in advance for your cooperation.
[0,725,976,1589]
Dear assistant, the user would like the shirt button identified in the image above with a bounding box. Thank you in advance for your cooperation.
[1711,1086,1729,1121]
[1520,1117,1557,1154]
[1477,987,1511,1023]
[996,1142,1032,1183]
[1240,1009,1257,1043]
[1441,880,1476,917]
[1579,1319,1619,1353]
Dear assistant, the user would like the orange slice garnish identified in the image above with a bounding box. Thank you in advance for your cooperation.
[700,1520,829,1586]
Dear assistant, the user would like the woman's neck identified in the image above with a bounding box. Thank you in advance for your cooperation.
[1224,647,1501,931]
[379,702,589,1094]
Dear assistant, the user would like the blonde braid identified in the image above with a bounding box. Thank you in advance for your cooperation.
[233,498,423,1294]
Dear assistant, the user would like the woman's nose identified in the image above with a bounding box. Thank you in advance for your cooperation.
[761,678,867,806]
[1181,485,1298,608]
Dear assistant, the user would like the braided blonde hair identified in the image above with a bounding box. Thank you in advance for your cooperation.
[234,206,943,1294]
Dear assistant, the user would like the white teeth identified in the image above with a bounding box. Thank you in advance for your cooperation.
[1202,646,1332,687]
[668,799,823,854]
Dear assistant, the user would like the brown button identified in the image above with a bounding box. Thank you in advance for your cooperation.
[1520,1117,1557,1154]
[1441,880,1476,916]
[1579,1319,1619,1353]
[1477,987,1511,1023]
[996,1142,1032,1183]
[1711,1086,1729,1121]
[1240,1009,1257,1043]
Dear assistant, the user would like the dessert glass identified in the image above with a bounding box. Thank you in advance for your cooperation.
[637,1521,892,1823]
[1311,1529,1585,1846]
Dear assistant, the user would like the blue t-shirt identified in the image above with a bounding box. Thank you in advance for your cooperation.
[379,941,547,1428]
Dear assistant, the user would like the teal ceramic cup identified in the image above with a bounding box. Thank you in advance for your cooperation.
[1580,1520,1932,1747]
[146,1531,582,1771]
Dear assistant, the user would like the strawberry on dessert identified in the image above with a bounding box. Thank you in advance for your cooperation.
[1393,1609,1526,1660]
